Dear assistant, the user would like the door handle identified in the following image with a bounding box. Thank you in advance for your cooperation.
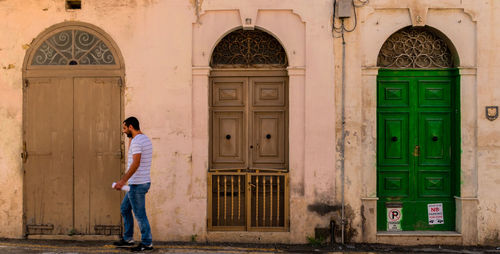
[413,145,420,157]
[21,142,28,163]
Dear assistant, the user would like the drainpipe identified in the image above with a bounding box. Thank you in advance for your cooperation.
[333,0,368,244]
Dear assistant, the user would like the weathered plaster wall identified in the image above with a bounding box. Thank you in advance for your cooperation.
[1,0,499,245]
[1,0,336,243]
[192,0,336,243]
[0,0,198,240]
[343,0,496,246]
[476,0,500,245]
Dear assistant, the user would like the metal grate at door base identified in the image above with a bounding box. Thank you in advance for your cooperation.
[26,224,54,235]
[208,171,289,231]
[94,225,121,235]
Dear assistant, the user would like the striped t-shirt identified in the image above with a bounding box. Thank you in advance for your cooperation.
[127,134,153,184]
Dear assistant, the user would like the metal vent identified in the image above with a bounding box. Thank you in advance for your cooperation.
[377,26,453,68]
[210,29,288,68]
[66,0,81,10]
[94,225,121,235]
[31,29,115,65]
[208,172,289,231]
[26,224,54,235]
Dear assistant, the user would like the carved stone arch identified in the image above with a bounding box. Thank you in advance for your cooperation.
[210,27,288,68]
[24,21,124,72]
[377,26,459,68]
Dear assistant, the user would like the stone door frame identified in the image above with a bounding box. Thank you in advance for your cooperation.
[22,21,126,237]
[358,8,478,244]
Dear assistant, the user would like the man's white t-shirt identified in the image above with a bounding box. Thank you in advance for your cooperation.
[127,134,153,184]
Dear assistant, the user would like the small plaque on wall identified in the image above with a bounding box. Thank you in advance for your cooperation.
[486,106,498,121]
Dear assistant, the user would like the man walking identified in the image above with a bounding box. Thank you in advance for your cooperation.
[113,116,153,251]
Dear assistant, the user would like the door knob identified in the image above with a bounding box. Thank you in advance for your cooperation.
[432,136,438,141]
[225,134,231,140]
[391,136,398,142]
[266,134,271,139]
[413,145,420,157]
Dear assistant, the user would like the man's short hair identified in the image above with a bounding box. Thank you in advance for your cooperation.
[123,116,140,130]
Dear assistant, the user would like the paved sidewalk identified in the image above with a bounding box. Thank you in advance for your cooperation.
[0,239,499,253]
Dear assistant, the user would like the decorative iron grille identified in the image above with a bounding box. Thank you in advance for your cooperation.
[31,29,116,65]
[377,27,453,68]
[208,172,289,231]
[210,29,288,68]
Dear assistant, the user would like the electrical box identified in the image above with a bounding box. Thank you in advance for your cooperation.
[336,0,353,19]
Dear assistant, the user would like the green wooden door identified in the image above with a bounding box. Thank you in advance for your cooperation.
[376,69,460,231]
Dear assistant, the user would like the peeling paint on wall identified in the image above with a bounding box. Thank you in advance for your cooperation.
[2,64,15,70]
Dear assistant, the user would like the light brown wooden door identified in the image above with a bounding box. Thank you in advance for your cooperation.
[210,76,288,170]
[24,78,74,235]
[250,77,287,169]
[73,77,122,234]
[24,77,122,235]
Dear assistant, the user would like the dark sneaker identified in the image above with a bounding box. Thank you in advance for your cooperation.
[131,243,154,252]
[113,238,135,247]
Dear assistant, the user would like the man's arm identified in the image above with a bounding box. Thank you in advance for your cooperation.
[114,153,141,190]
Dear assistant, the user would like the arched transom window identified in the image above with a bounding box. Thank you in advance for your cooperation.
[31,29,116,66]
[377,27,454,68]
[210,28,288,68]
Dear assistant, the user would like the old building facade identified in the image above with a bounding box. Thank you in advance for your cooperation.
[0,0,498,246]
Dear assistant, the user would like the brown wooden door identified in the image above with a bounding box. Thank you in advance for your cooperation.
[24,77,122,235]
[210,76,288,170]
[24,78,74,235]
[250,77,287,169]
[73,77,122,234]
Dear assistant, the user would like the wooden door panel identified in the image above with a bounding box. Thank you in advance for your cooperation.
[377,80,410,108]
[212,111,246,168]
[418,80,451,108]
[417,171,452,198]
[377,112,410,166]
[377,171,409,198]
[252,111,285,167]
[418,112,451,166]
[74,77,122,234]
[210,75,288,171]
[211,78,246,107]
[251,78,286,107]
[25,78,74,235]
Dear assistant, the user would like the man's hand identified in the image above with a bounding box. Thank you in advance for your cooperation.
[114,153,141,191]
[114,179,127,190]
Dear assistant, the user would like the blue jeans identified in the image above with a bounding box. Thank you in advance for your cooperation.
[120,183,152,245]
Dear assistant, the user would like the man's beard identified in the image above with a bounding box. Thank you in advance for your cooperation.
[126,132,132,138]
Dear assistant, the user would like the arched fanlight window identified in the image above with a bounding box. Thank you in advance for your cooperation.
[31,29,116,66]
[377,26,454,68]
[210,28,288,68]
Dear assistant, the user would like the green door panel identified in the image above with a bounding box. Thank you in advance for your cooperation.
[378,80,410,108]
[378,171,409,198]
[419,112,451,166]
[417,171,451,198]
[418,80,451,108]
[377,69,459,231]
[377,113,410,166]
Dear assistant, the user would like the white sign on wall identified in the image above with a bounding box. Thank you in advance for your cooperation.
[428,203,444,225]
[387,207,402,231]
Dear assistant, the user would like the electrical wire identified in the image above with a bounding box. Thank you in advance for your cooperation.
[332,0,368,35]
